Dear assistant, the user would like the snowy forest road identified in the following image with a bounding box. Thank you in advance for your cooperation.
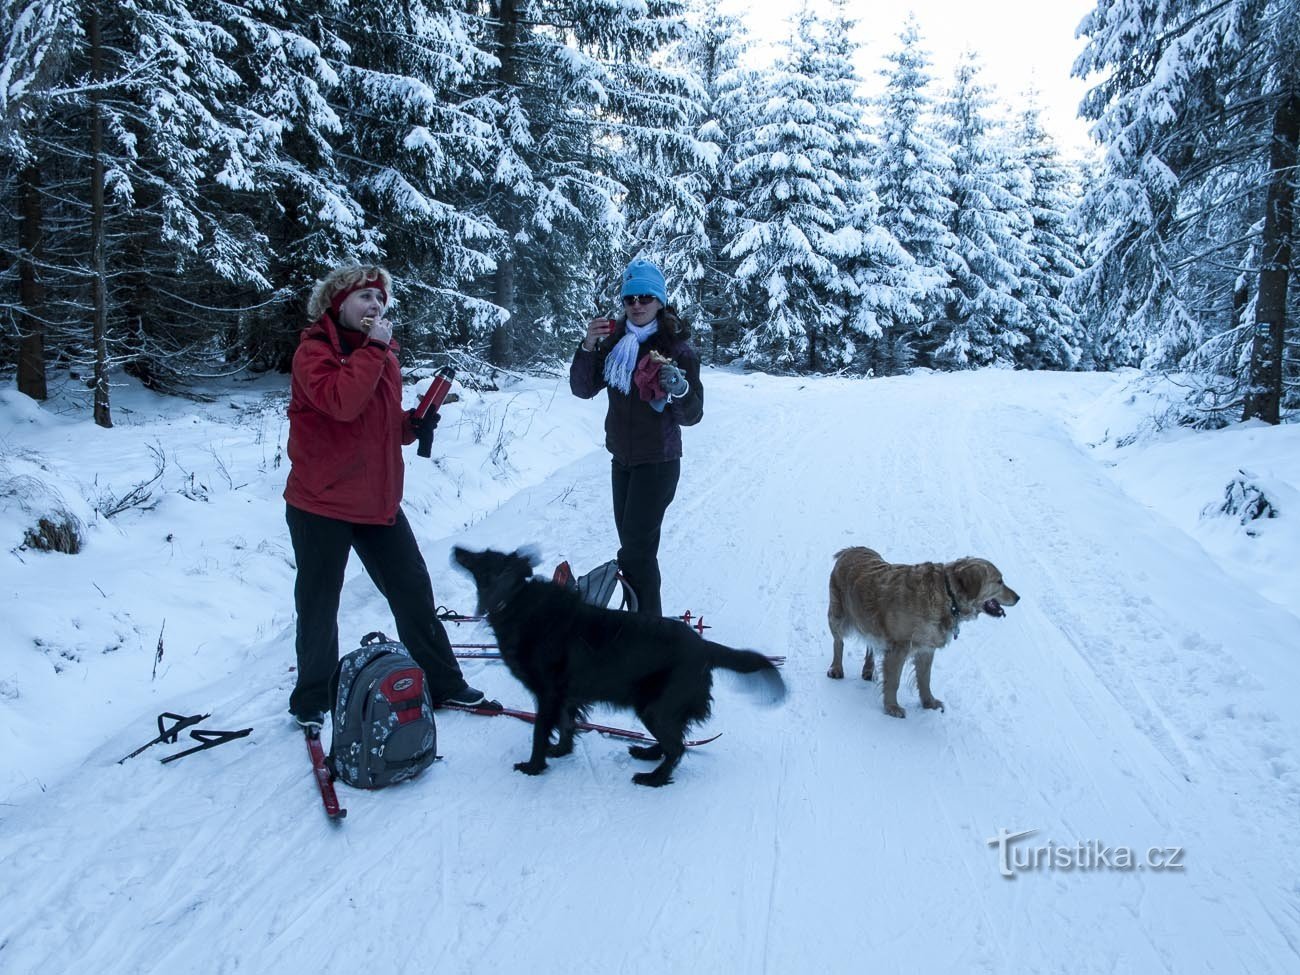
[1,370,1298,974]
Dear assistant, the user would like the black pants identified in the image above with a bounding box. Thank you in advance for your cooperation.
[285,503,467,717]
[611,458,680,618]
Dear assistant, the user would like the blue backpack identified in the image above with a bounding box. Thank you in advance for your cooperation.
[327,632,437,789]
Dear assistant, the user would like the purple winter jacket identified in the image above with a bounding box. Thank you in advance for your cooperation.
[569,317,704,466]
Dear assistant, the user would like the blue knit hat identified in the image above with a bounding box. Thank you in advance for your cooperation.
[620,259,668,306]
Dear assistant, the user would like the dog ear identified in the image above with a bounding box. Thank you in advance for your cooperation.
[952,559,990,601]
[450,546,472,570]
[956,556,1003,603]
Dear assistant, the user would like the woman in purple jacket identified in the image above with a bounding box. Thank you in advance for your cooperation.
[569,259,704,617]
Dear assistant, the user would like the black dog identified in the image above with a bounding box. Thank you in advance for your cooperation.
[452,546,785,787]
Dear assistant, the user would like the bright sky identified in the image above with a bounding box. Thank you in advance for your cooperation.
[725,0,1099,156]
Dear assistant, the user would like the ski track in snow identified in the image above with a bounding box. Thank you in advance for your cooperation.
[2,371,1299,973]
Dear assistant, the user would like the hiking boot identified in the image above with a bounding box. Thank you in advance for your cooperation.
[440,685,486,707]
[294,710,325,732]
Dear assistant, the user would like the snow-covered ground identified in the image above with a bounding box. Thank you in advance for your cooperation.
[2,365,1297,973]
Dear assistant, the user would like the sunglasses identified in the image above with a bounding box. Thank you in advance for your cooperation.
[622,294,660,307]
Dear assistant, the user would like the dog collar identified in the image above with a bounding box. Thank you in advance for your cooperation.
[489,578,530,614]
[942,571,961,641]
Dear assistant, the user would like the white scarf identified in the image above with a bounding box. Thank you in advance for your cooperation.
[603,319,658,394]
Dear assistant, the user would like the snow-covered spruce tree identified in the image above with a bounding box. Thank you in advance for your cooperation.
[620,12,712,310]
[1069,1,1203,372]
[866,16,957,373]
[587,0,714,316]
[211,0,373,372]
[464,0,617,366]
[1073,0,1298,422]
[820,0,915,376]
[1175,174,1267,408]
[0,0,80,400]
[97,0,271,395]
[724,4,865,372]
[1064,153,1100,369]
[330,1,500,353]
[461,0,699,367]
[632,0,754,360]
[1012,96,1084,370]
[931,53,1032,369]
[0,0,263,422]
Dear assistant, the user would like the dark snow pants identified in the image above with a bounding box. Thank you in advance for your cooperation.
[285,503,467,718]
[610,458,680,618]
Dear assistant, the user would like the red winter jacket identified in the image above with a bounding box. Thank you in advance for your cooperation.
[284,314,417,524]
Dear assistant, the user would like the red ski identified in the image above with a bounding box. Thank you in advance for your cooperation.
[438,701,722,747]
[304,729,346,821]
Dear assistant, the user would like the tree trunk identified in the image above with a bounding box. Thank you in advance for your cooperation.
[89,8,112,428]
[16,163,47,400]
[1242,87,1297,425]
[122,245,159,389]
[490,250,516,365]
[703,199,735,362]
[277,276,302,372]
[267,192,305,373]
[488,0,520,367]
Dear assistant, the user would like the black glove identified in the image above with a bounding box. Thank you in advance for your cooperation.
[407,408,440,457]
[659,362,688,399]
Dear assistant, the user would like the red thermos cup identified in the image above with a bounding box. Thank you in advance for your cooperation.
[414,366,455,458]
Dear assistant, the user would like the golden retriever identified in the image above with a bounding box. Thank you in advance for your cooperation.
[826,547,1019,718]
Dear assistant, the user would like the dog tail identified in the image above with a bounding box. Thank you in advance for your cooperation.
[706,643,786,706]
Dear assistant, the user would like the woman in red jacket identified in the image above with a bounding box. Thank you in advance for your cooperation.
[284,264,484,728]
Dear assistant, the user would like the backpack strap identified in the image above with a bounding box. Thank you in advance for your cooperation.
[329,634,399,723]
[618,572,639,613]
[575,560,639,612]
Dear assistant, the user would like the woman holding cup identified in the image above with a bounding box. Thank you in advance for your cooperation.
[569,258,704,617]
[282,263,485,729]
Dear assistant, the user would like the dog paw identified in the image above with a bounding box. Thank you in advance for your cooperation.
[861,667,874,682]
[547,741,574,757]
[884,704,906,719]
[922,697,945,712]
[632,770,672,787]
[514,760,547,775]
[628,743,663,761]
[826,665,844,679]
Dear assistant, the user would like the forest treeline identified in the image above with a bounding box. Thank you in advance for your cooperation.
[0,0,1294,425]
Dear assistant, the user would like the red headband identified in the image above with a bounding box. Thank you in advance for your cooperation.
[329,278,388,317]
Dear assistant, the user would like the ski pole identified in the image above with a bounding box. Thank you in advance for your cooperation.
[159,727,253,764]
[117,712,210,764]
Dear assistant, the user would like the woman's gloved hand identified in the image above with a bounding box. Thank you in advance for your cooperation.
[659,361,689,399]
[407,408,440,456]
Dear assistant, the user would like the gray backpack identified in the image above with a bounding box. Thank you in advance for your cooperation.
[327,632,437,789]
[552,558,639,612]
